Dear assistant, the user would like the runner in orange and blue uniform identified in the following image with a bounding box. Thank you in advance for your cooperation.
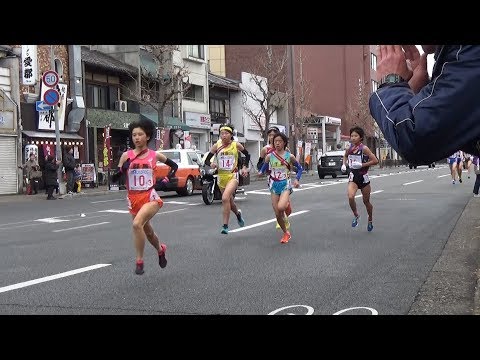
[342,126,379,232]
[258,132,302,244]
[111,118,178,275]
[204,124,251,234]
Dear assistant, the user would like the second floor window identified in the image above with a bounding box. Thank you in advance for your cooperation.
[370,53,377,71]
[86,83,118,109]
[184,84,204,102]
[188,45,205,60]
[210,98,226,117]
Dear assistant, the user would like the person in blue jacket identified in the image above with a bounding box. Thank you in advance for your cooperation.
[369,45,480,166]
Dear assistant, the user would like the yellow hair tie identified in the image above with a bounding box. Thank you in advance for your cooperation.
[220,126,233,134]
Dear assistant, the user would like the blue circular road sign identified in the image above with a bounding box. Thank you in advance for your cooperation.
[44,88,60,106]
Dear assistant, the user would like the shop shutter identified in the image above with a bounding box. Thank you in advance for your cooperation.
[0,136,18,194]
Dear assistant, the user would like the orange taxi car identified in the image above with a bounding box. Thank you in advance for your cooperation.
[155,149,203,196]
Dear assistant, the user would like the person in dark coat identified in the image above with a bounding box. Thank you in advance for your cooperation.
[63,146,76,193]
[44,155,61,200]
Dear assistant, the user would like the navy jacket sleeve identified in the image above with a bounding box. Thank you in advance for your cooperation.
[369,45,480,165]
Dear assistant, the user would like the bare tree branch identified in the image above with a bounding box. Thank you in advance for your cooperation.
[120,45,191,128]
[345,78,375,135]
[292,47,313,148]
[241,45,292,144]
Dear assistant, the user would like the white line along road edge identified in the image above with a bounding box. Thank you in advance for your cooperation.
[0,264,112,294]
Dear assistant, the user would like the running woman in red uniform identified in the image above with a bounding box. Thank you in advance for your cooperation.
[111,118,178,275]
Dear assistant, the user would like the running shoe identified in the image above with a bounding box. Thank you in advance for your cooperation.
[280,231,291,244]
[236,210,245,227]
[367,221,373,232]
[459,178,463,183]
[221,225,229,234]
[158,244,167,268]
[452,180,456,185]
[135,261,144,275]
[352,215,360,227]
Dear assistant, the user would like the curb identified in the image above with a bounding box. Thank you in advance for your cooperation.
[475,269,480,315]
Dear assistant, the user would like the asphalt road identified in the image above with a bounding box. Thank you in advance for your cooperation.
[0,165,477,315]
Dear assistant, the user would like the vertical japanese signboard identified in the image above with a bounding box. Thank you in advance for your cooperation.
[21,45,37,86]
[103,125,112,171]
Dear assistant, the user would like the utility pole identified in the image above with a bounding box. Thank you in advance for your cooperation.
[50,45,63,193]
[288,45,296,156]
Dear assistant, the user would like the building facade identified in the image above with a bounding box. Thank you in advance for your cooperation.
[0,46,21,194]
[179,45,210,152]
[224,45,379,155]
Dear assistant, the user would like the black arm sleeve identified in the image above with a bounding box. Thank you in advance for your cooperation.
[111,167,123,183]
[241,149,250,166]
[164,157,178,177]
[204,152,214,166]
[256,157,264,171]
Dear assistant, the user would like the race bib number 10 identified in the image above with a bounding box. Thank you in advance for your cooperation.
[128,169,154,190]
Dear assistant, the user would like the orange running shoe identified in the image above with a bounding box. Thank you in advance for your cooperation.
[285,201,292,216]
[280,231,291,244]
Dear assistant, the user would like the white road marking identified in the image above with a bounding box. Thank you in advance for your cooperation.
[0,264,111,294]
[52,221,110,233]
[99,209,130,214]
[35,217,70,223]
[386,198,417,201]
[90,199,124,204]
[355,189,384,198]
[164,201,190,205]
[245,190,270,195]
[437,174,451,178]
[229,210,310,233]
[402,180,424,186]
[0,214,111,231]
[156,208,187,215]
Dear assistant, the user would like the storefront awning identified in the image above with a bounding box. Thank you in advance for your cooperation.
[140,113,190,131]
[22,130,84,140]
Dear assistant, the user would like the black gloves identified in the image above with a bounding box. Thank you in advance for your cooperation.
[111,158,131,183]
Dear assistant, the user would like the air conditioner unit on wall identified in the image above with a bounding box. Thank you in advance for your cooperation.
[115,100,128,112]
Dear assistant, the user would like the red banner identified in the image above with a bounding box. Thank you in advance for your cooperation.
[103,125,112,170]
[42,143,55,159]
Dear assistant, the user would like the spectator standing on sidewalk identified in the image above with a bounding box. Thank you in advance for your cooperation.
[18,152,40,195]
[44,155,61,200]
[63,146,76,194]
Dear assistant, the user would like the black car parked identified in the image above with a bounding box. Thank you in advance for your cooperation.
[317,150,349,179]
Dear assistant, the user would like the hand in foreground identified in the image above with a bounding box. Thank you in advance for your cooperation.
[377,45,412,81]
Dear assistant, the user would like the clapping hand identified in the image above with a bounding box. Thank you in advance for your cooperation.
[402,45,429,93]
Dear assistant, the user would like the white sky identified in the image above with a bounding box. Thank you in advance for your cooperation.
[416,45,435,76]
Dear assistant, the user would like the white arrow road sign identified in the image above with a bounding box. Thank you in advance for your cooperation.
[36,100,53,112]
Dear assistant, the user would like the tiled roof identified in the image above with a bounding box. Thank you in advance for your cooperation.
[208,72,241,91]
[81,46,138,75]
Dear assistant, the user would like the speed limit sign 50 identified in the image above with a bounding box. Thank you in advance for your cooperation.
[42,70,59,88]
